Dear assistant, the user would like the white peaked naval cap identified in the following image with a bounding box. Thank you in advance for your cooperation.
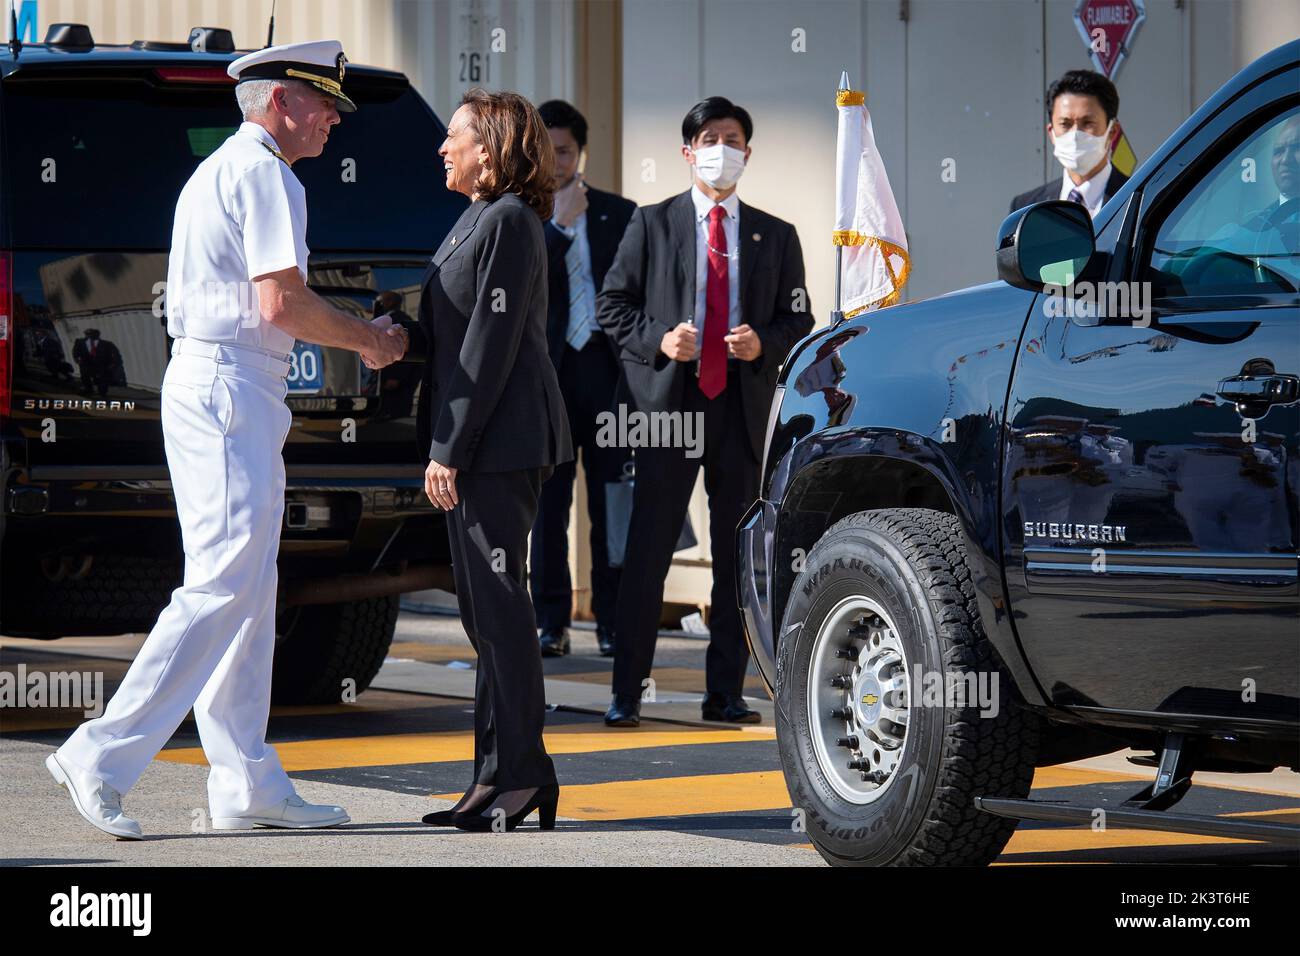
[228,39,357,112]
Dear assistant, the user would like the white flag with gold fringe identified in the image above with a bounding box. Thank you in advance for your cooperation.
[834,83,909,316]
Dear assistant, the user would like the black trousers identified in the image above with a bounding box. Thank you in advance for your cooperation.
[612,370,759,699]
[446,467,557,790]
[529,334,630,631]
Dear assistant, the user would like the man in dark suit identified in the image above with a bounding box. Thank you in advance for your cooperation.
[1011,70,1129,218]
[529,100,637,659]
[596,96,813,726]
[72,328,125,397]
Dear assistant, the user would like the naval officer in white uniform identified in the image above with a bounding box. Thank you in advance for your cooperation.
[46,40,408,838]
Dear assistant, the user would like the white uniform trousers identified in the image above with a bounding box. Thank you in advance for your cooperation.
[57,344,298,818]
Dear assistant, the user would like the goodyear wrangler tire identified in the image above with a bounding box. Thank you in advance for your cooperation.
[271,594,399,705]
[775,508,1039,866]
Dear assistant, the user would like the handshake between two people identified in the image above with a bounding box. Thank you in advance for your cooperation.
[253,268,409,371]
[360,313,409,370]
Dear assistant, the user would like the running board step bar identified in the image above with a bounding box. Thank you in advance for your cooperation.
[974,797,1300,846]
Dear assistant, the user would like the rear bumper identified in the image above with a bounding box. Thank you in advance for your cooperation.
[5,464,429,513]
[3,464,441,569]
[737,497,779,697]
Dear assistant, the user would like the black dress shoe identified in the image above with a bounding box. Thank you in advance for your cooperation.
[421,808,459,826]
[452,784,560,832]
[596,625,615,657]
[538,627,570,657]
[604,693,641,727]
[701,693,761,724]
[420,787,494,826]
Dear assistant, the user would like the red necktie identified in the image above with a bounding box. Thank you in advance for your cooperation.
[699,205,728,398]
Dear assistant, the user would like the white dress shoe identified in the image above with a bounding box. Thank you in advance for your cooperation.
[211,793,350,830]
[46,752,143,840]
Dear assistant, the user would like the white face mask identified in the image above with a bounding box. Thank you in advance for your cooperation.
[691,143,747,189]
[1052,120,1113,175]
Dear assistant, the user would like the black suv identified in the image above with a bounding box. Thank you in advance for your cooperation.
[738,39,1299,865]
[0,25,462,702]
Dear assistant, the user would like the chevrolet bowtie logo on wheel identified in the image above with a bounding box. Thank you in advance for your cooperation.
[861,694,878,706]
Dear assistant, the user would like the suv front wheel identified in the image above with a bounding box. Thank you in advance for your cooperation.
[776,508,1039,866]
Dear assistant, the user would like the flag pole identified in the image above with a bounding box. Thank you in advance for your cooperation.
[831,70,850,327]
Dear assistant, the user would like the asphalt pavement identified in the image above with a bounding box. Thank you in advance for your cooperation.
[3,600,1298,866]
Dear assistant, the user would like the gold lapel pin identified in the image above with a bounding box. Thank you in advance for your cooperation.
[752,232,761,241]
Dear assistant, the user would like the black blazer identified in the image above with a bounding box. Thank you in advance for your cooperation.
[595,189,814,461]
[1010,167,1129,214]
[72,336,125,384]
[415,192,573,473]
[543,185,636,367]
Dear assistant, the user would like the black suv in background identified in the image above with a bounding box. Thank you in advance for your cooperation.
[0,25,463,702]
[739,39,1299,865]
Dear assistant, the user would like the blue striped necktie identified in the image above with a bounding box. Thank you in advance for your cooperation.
[564,222,596,350]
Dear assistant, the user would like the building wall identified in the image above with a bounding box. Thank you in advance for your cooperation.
[26,0,403,74]
[1238,0,1300,66]
[619,0,1285,308]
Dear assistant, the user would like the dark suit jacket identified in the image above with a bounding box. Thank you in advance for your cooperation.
[72,337,125,383]
[415,192,573,473]
[543,185,636,367]
[595,189,814,461]
[1010,166,1129,214]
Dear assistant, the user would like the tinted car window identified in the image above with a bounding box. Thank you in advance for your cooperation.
[1146,104,1300,296]
[1,73,458,251]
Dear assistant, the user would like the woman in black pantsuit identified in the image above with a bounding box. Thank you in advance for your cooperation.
[412,89,573,831]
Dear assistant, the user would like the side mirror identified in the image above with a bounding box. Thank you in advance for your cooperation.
[996,200,1095,292]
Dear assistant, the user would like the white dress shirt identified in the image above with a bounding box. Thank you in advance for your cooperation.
[691,183,741,333]
[165,121,307,357]
[1059,162,1113,219]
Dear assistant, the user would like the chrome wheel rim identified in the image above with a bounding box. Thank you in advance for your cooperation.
[807,595,910,805]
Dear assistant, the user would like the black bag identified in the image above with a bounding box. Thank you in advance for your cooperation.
[606,458,696,568]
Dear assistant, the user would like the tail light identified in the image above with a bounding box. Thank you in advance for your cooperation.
[0,250,11,427]
[154,68,235,84]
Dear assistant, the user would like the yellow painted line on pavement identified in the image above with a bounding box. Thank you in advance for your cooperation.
[999,826,1261,856]
[1223,807,1300,823]
[157,722,776,771]
[1029,764,1149,788]
[991,801,1300,861]
[1052,756,1300,798]
[434,770,793,821]
[387,642,476,664]
[1,689,438,733]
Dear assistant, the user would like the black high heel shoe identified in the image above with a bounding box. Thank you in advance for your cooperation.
[421,786,494,827]
[452,783,559,832]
